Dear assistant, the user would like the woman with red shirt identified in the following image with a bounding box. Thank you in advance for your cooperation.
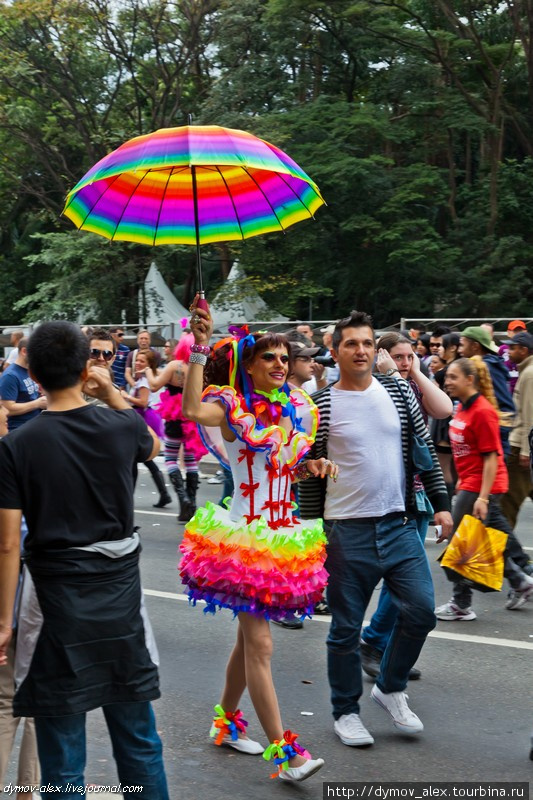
[435,358,533,620]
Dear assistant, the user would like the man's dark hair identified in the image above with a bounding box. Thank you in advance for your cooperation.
[108,326,123,334]
[90,328,116,353]
[431,325,451,337]
[286,330,312,345]
[332,311,374,350]
[28,322,90,391]
[17,337,29,351]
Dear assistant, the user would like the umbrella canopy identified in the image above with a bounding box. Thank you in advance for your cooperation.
[63,125,325,247]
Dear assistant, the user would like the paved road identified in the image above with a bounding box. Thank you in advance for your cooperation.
[5,460,533,798]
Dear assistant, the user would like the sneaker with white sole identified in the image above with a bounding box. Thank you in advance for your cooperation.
[505,575,533,610]
[435,601,476,621]
[370,686,424,734]
[334,713,374,746]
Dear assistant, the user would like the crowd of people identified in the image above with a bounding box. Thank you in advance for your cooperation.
[0,312,532,797]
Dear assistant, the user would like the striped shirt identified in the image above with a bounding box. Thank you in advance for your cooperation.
[298,374,449,520]
[111,343,130,388]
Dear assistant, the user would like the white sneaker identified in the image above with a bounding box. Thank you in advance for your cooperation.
[334,713,374,746]
[506,575,533,610]
[209,724,264,754]
[278,757,325,782]
[435,600,476,621]
[370,685,424,734]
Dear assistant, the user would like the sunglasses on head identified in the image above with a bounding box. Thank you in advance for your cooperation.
[90,348,114,361]
[259,352,290,364]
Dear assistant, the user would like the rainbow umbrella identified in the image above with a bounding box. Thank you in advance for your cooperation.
[63,124,325,299]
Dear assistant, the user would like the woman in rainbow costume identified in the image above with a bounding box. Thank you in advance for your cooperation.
[180,298,336,783]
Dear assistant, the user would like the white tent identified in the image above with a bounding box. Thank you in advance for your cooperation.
[139,262,189,338]
[210,262,288,331]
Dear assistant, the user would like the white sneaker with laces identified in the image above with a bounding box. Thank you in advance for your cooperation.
[506,574,533,610]
[435,601,476,621]
[370,685,424,734]
[209,724,264,754]
[334,713,374,746]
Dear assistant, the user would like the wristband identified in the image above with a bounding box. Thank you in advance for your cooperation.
[477,496,489,504]
[190,343,211,355]
[189,352,208,366]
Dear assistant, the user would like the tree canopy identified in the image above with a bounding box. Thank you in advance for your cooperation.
[1,0,533,326]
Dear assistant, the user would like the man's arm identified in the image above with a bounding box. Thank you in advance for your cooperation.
[0,508,22,666]
[518,373,533,463]
[2,397,47,417]
[404,382,453,535]
[124,351,136,388]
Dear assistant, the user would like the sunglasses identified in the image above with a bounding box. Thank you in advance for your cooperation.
[116,332,124,338]
[260,352,290,364]
[90,348,114,361]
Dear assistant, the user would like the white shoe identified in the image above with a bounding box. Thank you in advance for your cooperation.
[435,600,476,621]
[278,757,325,782]
[209,724,264,754]
[506,575,533,610]
[370,685,424,734]
[334,713,374,746]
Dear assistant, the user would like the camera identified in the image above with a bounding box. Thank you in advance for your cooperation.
[313,354,336,368]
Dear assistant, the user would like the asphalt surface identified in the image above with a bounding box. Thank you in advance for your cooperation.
[5,459,533,798]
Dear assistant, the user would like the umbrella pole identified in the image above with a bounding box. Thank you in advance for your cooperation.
[191,165,208,312]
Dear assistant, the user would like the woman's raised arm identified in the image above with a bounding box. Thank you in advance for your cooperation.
[182,302,226,428]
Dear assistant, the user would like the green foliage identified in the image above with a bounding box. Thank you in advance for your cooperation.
[1,0,533,326]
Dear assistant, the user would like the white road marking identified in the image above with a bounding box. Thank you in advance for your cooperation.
[136,509,176,517]
[142,589,533,651]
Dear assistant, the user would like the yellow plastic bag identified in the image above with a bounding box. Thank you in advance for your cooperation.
[439,514,508,593]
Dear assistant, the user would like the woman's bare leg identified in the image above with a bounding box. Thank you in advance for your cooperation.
[219,624,247,716]
[237,613,306,766]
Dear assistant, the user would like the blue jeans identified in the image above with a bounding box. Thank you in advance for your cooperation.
[325,513,436,719]
[362,493,432,654]
[34,701,169,799]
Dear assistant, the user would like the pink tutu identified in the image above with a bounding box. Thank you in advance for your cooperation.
[156,390,207,461]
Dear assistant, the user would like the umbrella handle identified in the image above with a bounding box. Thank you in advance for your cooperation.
[197,291,209,314]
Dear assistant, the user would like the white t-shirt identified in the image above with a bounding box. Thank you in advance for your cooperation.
[133,375,159,408]
[302,366,339,395]
[5,348,18,365]
[324,379,405,520]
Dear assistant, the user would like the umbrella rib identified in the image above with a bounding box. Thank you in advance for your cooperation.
[64,173,123,229]
[242,167,285,232]
[109,170,150,241]
[152,169,173,246]
[216,166,245,241]
[275,171,318,216]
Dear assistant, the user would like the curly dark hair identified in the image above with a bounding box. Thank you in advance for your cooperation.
[204,332,293,389]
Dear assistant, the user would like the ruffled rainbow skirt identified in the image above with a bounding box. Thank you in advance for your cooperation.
[179,502,328,620]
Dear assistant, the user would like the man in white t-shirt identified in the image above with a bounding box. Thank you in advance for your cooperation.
[298,311,452,747]
[3,330,24,371]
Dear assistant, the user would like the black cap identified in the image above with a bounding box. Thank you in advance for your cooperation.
[502,331,533,350]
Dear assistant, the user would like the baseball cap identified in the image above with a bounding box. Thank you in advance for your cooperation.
[461,326,499,354]
[320,324,335,335]
[507,319,527,331]
[502,331,533,350]
[289,341,320,358]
